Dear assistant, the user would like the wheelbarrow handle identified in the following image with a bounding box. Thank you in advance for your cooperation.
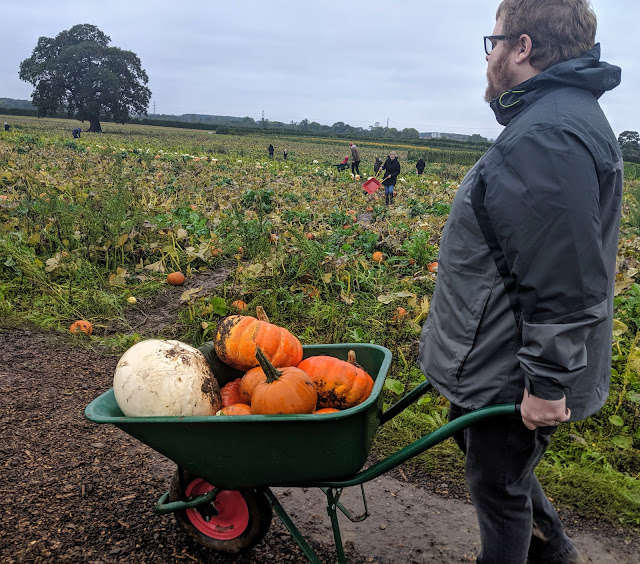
[311,402,521,488]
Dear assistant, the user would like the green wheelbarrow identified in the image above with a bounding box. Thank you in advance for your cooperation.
[85,343,519,564]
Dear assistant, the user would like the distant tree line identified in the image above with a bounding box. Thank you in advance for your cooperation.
[142,114,425,140]
[619,131,640,164]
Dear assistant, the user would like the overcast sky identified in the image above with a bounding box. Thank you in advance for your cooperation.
[1,0,636,139]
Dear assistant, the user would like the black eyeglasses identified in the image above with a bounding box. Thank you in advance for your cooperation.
[484,35,509,55]
[484,34,536,55]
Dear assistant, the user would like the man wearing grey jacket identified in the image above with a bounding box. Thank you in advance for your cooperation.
[418,1,622,562]
[349,142,361,177]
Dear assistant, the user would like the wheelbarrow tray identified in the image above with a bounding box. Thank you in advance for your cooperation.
[85,343,392,490]
[362,177,381,194]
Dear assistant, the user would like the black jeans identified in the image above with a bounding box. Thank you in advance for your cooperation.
[449,404,577,564]
[352,160,360,175]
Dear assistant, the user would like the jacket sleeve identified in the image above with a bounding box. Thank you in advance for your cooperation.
[484,127,609,400]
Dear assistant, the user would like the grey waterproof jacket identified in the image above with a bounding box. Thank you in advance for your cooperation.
[418,45,623,421]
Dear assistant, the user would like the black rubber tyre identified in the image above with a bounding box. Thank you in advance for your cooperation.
[168,466,272,553]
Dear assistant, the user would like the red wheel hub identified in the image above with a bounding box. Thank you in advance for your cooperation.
[184,478,249,539]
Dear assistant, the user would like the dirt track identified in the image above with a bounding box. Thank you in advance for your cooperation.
[1,326,639,563]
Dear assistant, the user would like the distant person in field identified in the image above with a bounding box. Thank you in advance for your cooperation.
[336,155,349,171]
[418,0,622,562]
[373,156,382,174]
[381,151,400,205]
[283,148,288,160]
[349,142,361,176]
[3,122,9,132]
[268,143,274,158]
[72,127,81,139]
[416,157,426,175]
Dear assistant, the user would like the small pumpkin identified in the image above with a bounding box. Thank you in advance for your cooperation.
[393,306,407,321]
[214,306,303,371]
[240,366,266,404]
[167,272,186,285]
[69,320,93,335]
[313,408,340,414]
[217,403,253,416]
[231,299,247,310]
[297,350,374,410]
[427,261,439,273]
[372,251,383,263]
[220,378,247,407]
[250,348,317,415]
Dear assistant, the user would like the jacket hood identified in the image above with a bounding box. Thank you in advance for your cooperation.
[490,44,621,126]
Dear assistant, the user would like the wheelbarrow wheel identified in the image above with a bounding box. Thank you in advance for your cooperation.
[169,467,272,553]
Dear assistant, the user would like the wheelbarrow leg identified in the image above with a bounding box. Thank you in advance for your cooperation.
[263,489,323,564]
[325,488,348,564]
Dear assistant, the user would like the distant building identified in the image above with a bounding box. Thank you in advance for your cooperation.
[420,132,470,141]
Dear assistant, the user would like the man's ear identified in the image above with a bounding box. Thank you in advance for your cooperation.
[514,34,534,64]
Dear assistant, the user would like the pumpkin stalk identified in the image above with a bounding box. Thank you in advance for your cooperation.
[255,347,282,383]
[347,349,363,369]
[256,306,269,322]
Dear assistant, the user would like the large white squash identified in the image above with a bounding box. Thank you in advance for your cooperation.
[113,339,221,416]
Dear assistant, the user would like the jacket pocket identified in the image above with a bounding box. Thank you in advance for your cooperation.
[452,280,495,383]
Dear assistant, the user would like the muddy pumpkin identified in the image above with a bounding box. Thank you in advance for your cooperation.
[113,339,221,417]
[297,350,374,410]
[214,306,303,371]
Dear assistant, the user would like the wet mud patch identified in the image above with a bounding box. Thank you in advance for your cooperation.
[116,266,233,338]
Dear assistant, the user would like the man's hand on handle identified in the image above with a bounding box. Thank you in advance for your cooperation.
[520,389,571,430]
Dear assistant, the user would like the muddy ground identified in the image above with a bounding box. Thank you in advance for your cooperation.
[1,280,639,563]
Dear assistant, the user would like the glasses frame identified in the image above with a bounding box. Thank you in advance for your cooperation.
[484,34,536,56]
[484,35,509,55]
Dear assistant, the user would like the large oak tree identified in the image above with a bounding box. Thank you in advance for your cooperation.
[19,24,151,133]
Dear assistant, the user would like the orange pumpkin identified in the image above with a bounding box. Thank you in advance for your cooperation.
[217,403,253,416]
[69,320,93,335]
[313,408,340,414]
[239,366,266,404]
[231,299,247,310]
[297,350,374,410]
[214,306,303,371]
[427,261,439,273]
[372,251,383,263]
[250,348,317,415]
[393,306,407,321]
[220,378,248,407]
[167,272,186,285]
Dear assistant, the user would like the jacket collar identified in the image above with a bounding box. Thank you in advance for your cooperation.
[489,44,621,126]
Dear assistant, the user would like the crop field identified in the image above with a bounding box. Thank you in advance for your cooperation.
[1,115,639,527]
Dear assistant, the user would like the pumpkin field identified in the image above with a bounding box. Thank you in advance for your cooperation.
[1,115,640,560]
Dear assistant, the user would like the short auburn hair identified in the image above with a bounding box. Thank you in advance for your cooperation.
[497,0,596,71]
